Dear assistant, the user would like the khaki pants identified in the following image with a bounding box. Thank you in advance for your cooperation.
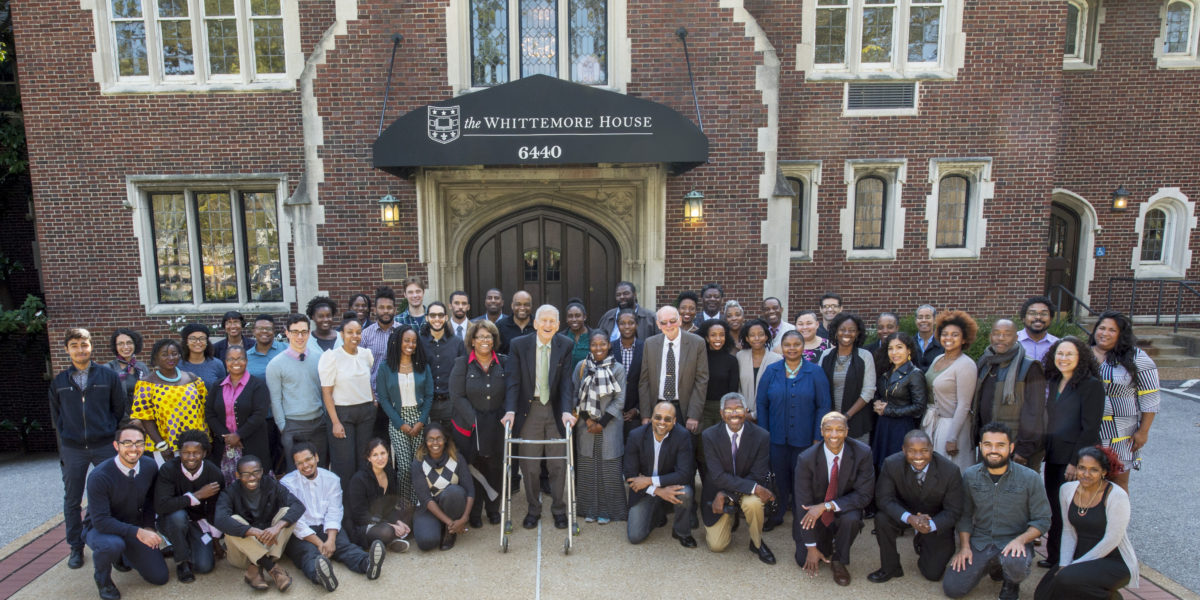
[224,509,295,568]
[704,494,764,552]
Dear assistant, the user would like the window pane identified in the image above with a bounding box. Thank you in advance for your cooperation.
[1065,2,1079,56]
[252,19,285,73]
[568,0,606,85]
[150,193,192,303]
[815,3,847,65]
[853,177,886,250]
[196,192,238,303]
[545,248,561,281]
[862,1,894,64]
[523,249,539,281]
[249,0,280,16]
[471,0,509,86]
[1165,2,1192,54]
[112,0,149,78]
[159,0,195,76]
[520,0,557,77]
[243,192,283,302]
[205,0,240,74]
[1141,208,1166,262]
[936,175,968,248]
[908,5,941,62]
[788,177,804,251]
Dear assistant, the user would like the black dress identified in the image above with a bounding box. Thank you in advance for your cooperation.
[701,348,740,431]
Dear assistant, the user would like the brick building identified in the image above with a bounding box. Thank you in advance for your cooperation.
[8,0,1199,376]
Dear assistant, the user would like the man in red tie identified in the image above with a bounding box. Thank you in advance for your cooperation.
[793,411,875,586]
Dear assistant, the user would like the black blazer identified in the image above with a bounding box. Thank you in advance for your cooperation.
[154,458,225,524]
[617,339,644,416]
[1044,376,1105,465]
[914,336,945,371]
[449,353,509,459]
[205,374,271,466]
[504,333,575,437]
[793,437,874,544]
[879,362,927,419]
[875,451,964,533]
[700,421,770,527]
[214,475,305,537]
[623,423,695,506]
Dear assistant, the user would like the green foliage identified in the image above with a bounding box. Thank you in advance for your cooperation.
[0,416,44,452]
[0,253,22,281]
[0,294,46,335]
[0,114,26,182]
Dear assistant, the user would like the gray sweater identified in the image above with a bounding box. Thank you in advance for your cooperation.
[265,349,325,430]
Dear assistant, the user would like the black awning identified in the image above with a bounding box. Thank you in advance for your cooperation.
[373,75,708,177]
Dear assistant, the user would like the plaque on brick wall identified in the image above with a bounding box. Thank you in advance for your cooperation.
[381,263,408,282]
[373,75,708,178]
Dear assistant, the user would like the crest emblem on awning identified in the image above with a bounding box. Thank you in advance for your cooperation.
[427,106,461,144]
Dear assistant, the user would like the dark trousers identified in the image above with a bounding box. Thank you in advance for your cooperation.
[768,443,806,525]
[626,486,694,544]
[875,511,956,580]
[792,508,862,565]
[943,543,1034,598]
[84,527,169,586]
[1034,555,1131,600]
[518,400,566,518]
[281,416,329,472]
[469,453,503,522]
[413,485,468,551]
[60,444,117,550]
[157,510,215,573]
[428,394,453,432]
[284,527,369,583]
[360,507,406,549]
[330,403,376,487]
[1044,463,1069,564]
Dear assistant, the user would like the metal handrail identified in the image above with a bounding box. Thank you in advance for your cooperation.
[1175,282,1200,333]
[1105,277,1200,333]
[1048,284,1096,337]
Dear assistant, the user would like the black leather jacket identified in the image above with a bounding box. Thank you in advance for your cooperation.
[878,362,927,419]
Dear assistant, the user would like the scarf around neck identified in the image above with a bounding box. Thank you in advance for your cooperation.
[577,354,621,420]
[976,344,1024,406]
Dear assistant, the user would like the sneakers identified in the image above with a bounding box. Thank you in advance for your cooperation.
[366,540,385,580]
[68,547,85,569]
[597,517,611,525]
[314,555,338,592]
[584,516,596,523]
[387,538,410,553]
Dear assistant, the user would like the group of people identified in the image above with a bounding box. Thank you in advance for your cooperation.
[47,278,1160,599]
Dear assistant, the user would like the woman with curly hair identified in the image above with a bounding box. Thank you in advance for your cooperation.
[923,310,978,471]
[1040,336,1105,568]
[1088,311,1159,492]
[306,295,343,353]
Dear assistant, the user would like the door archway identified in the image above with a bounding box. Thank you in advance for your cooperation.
[464,207,621,325]
[1048,190,1100,315]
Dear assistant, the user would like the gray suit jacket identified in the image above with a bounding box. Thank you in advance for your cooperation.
[638,331,709,423]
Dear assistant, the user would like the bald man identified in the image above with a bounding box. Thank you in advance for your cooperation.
[638,306,709,433]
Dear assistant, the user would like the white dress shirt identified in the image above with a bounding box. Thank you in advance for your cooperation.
[657,335,680,401]
[647,433,665,495]
[281,467,344,539]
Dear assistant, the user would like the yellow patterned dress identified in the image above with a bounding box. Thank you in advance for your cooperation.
[130,378,209,451]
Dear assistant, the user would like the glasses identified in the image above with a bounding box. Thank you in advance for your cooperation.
[186,336,208,343]
[650,415,676,422]
[115,340,135,347]
[658,319,680,326]
[722,408,746,415]
[821,304,840,310]
[1026,310,1052,318]
[287,329,310,336]
[117,440,146,448]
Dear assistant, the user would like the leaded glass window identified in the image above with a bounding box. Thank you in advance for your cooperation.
[935,175,968,248]
[861,0,895,64]
[470,0,607,86]
[151,193,192,303]
[816,0,849,65]
[1165,1,1193,55]
[250,0,285,74]
[471,0,509,86]
[205,0,239,74]
[853,176,886,250]
[158,0,194,75]
[1065,0,1084,58]
[908,0,941,62]
[1140,208,1167,262]
[112,0,149,76]
[788,177,805,252]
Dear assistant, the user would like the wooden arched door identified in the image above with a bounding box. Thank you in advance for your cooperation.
[464,207,621,326]
[1045,202,1081,313]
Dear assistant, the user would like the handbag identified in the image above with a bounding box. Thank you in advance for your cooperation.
[220,445,243,486]
[921,404,940,433]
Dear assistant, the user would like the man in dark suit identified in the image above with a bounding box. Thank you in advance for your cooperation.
[793,411,874,586]
[613,309,645,436]
[639,305,709,434]
[501,304,577,530]
[870,429,965,583]
[701,393,776,564]
[625,402,696,548]
[154,429,225,583]
[596,281,659,341]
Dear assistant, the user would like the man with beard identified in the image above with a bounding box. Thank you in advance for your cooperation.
[943,422,1051,600]
[154,429,225,583]
[420,301,466,432]
[1017,296,1059,362]
[597,281,658,341]
[448,290,472,340]
[496,290,535,354]
[761,297,795,350]
[972,319,1046,467]
[361,287,399,439]
[471,287,507,324]
[697,283,725,326]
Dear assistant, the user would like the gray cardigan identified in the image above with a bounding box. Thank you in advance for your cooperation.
[1057,481,1139,588]
[572,360,626,460]
[735,349,782,419]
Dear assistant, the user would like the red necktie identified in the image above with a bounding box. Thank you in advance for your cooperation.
[821,456,839,526]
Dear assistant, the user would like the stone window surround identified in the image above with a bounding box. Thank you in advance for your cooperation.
[1064,0,1104,71]
[1130,187,1196,279]
[840,158,906,261]
[126,174,295,315]
[1156,0,1200,69]
[780,161,822,261]
[924,157,992,259]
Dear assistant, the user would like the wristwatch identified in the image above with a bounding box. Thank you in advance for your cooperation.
[823,502,833,512]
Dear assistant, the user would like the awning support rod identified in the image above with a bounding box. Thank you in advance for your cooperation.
[378,34,404,137]
[675,27,704,134]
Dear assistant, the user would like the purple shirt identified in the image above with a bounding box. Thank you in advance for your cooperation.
[1017,329,1059,363]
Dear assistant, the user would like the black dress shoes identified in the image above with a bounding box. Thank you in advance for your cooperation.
[1037,559,1055,569]
[749,541,776,565]
[111,558,131,573]
[68,547,84,569]
[469,515,483,529]
[553,514,568,530]
[523,514,540,529]
[487,512,502,525]
[176,561,195,583]
[762,518,782,533]
[95,578,121,600]
[440,532,457,551]
[867,567,903,583]
[671,531,697,548]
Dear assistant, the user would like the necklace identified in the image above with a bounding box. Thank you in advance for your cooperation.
[156,369,182,382]
[1075,483,1105,516]
[785,361,802,377]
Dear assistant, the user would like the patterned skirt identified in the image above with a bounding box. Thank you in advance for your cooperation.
[576,435,627,521]
[388,405,423,505]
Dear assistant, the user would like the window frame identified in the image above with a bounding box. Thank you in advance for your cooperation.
[780,161,822,261]
[924,157,992,259]
[1131,188,1196,279]
[449,0,629,94]
[86,0,302,93]
[840,159,906,260]
[1064,0,1103,70]
[797,0,965,81]
[1157,0,1200,68]
[128,174,295,315]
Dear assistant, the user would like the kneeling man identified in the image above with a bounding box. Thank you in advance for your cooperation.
[700,392,775,564]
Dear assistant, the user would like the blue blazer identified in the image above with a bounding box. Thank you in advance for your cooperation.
[376,362,434,427]
[756,359,832,448]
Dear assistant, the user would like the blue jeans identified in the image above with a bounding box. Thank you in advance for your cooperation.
[626,485,693,544]
[157,510,215,573]
[84,527,169,586]
[60,445,117,550]
[284,527,369,584]
[942,542,1034,598]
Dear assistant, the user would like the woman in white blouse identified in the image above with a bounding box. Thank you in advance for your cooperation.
[318,317,375,486]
